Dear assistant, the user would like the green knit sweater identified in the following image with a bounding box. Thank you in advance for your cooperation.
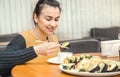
[0,30,60,77]
[0,34,37,77]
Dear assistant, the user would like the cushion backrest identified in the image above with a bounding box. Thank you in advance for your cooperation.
[91,27,120,39]
[60,38,101,53]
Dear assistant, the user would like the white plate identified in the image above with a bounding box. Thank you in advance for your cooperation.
[47,57,61,64]
[59,64,120,77]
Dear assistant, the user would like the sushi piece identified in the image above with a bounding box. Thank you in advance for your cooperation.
[98,62,108,72]
[76,59,100,72]
[63,56,82,64]
[111,61,120,71]
[88,64,100,73]
[107,63,118,72]
[63,56,77,64]
[62,63,75,70]
[80,54,92,60]
[103,60,118,72]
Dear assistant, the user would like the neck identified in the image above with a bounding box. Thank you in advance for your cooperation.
[32,27,48,41]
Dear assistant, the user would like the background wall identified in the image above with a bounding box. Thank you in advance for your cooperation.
[0,0,120,41]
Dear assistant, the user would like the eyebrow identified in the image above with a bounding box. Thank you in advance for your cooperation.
[46,16,60,19]
[56,16,60,19]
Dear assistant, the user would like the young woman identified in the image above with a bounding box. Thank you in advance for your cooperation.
[0,0,61,76]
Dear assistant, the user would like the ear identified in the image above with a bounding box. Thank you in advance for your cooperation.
[33,14,38,23]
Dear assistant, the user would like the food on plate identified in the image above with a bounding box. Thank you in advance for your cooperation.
[103,60,119,72]
[98,62,107,72]
[62,54,120,73]
[115,61,120,71]
[60,42,70,47]
[76,59,99,72]
[63,54,92,64]
[63,56,79,64]
[62,63,75,70]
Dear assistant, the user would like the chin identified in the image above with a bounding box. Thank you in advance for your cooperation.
[47,32,54,35]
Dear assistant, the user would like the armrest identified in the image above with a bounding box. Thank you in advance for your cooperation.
[0,33,18,42]
[0,33,18,51]
[0,42,9,46]
[59,38,101,53]
[93,37,116,41]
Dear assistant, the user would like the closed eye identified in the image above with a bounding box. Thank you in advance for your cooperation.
[46,16,52,21]
[55,16,60,21]
[46,16,60,22]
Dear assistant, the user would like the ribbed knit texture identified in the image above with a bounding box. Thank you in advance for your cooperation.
[0,30,60,76]
[0,34,37,76]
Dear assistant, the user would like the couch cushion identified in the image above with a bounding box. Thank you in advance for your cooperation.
[60,38,101,53]
[0,33,18,51]
[0,33,18,42]
[91,27,120,41]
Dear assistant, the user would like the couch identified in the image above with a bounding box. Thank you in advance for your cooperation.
[90,26,120,41]
[0,33,18,51]
[60,38,101,53]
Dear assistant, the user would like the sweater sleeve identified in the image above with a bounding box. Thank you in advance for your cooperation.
[0,34,37,76]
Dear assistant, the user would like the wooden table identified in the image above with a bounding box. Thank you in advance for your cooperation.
[12,53,120,77]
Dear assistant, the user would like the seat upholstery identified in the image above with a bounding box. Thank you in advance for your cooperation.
[0,33,18,42]
[60,38,101,53]
[91,27,120,41]
[0,33,18,51]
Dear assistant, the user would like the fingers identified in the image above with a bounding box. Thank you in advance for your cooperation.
[34,42,60,56]
[46,48,58,55]
[48,47,59,53]
[45,42,60,55]
[48,42,60,49]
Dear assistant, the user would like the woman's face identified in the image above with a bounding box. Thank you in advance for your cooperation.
[34,5,60,35]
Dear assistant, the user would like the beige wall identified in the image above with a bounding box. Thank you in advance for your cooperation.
[0,0,120,40]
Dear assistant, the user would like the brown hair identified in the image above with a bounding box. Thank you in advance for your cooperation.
[33,0,61,24]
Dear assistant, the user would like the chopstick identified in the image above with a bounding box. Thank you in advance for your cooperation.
[35,40,69,49]
[35,40,46,43]
[119,50,120,61]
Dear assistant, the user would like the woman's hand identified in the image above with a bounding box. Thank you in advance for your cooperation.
[34,42,60,56]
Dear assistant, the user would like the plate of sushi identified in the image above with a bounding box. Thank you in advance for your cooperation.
[59,54,120,76]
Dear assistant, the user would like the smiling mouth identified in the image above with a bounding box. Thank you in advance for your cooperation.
[47,26,54,32]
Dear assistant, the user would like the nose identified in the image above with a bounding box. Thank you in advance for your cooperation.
[50,20,56,27]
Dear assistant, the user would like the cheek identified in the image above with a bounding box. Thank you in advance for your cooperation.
[55,22,59,27]
[38,19,49,27]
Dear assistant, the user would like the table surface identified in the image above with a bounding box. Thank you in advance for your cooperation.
[12,52,120,77]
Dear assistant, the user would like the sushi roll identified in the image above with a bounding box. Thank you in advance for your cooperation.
[98,62,107,72]
[62,63,75,70]
[111,61,120,71]
[63,56,77,64]
[76,59,100,72]
[103,60,118,72]
[107,63,118,72]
